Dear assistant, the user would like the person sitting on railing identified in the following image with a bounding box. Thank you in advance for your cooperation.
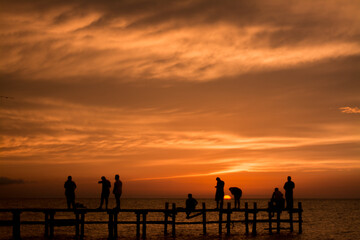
[186,194,198,219]
[270,188,285,216]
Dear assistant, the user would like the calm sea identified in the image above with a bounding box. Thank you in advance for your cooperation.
[0,198,359,240]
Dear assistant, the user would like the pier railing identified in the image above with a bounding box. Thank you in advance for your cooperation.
[0,201,303,239]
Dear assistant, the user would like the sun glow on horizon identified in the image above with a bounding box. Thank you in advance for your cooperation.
[224,195,232,200]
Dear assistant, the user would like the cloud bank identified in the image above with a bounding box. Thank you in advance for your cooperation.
[0,0,359,197]
[1,0,359,82]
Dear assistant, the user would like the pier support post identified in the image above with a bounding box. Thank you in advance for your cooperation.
[268,202,272,234]
[12,210,21,240]
[289,208,293,232]
[49,210,55,238]
[298,202,302,234]
[44,211,49,237]
[276,209,281,233]
[164,202,169,235]
[202,203,206,235]
[218,204,223,235]
[80,212,85,238]
[136,212,141,238]
[171,203,176,237]
[75,212,79,237]
[245,202,249,235]
[226,202,231,236]
[113,211,118,238]
[142,211,147,239]
[108,212,114,239]
[252,202,257,236]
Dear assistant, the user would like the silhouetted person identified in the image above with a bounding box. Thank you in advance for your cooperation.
[113,174,122,209]
[283,176,295,210]
[271,188,285,216]
[215,177,225,209]
[98,176,111,209]
[229,187,242,209]
[186,193,198,218]
[64,176,76,209]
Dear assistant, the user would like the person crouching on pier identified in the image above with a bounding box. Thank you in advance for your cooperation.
[98,176,111,210]
[229,187,242,209]
[271,188,285,216]
[186,194,198,218]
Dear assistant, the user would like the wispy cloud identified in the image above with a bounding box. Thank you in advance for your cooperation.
[340,107,360,114]
[131,158,360,181]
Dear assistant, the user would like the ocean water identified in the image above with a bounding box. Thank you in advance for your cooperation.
[0,198,359,240]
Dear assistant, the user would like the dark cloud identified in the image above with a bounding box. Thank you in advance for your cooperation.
[1,0,359,83]
[0,177,25,185]
[2,0,359,42]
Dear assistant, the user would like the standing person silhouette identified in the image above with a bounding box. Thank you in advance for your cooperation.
[113,174,122,210]
[283,176,295,209]
[98,176,111,210]
[215,177,225,209]
[229,187,242,209]
[64,176,76,209]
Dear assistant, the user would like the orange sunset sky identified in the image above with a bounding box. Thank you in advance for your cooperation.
[0,0,360,199]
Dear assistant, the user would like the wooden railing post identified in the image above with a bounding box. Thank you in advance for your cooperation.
[226,202,231,236]
[142,211,147,239]
[136,212,141,238]
[268,202,272,234]
[298,202,303,234]
[245,202,249,235]
[12,210,21,240]
[164,202,169,235]
[172,203,176,237]
[202,203,206,235]
[252,202,257,235]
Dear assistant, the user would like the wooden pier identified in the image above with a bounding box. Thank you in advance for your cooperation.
[0,201,303,239]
